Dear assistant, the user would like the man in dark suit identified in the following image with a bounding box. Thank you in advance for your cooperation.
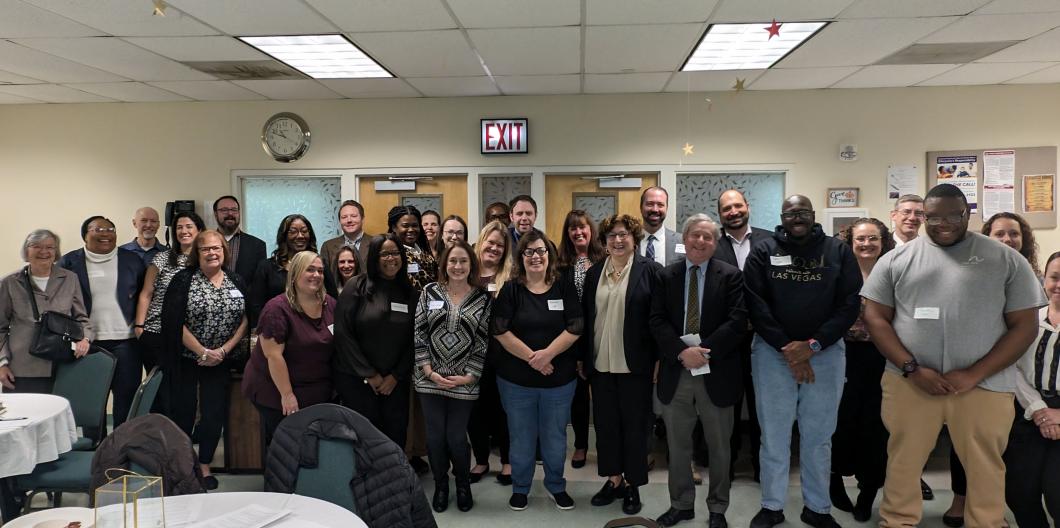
[212,195,266,287]
[319,199,370,295]
[650,213,747,528]
[714,189,771,482]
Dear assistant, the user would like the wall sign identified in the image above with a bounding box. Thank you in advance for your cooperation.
[481,118,528,154]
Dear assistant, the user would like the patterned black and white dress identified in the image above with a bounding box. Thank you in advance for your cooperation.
[413,282,491,400]
[144,252,188,334]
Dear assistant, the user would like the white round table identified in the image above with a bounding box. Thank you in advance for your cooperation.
[0,394,78,479]
[2,492,368,528]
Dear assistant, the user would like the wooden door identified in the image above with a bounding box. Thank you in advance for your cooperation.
[357,175,468,237]
[544,173,658,243]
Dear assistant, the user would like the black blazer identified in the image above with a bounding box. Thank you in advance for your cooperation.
[59,248,146,325]
[713,226,771,270]
[649,258,747,408]
[581,255,661,378]
[230,231,267,286]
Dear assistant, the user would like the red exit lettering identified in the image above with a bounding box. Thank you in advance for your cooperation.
[483,120,526,153]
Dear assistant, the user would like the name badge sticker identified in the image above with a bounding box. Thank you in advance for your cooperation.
[675,243,686,254]
[391,302,409,313]
[327,324,334,335]
[407,263,421,274]
[914,307,940,320]
[547,299,564,311]
[428,300,445,310]
[770,255,792,266]
[229,289,243,298]
[487,283,499,292]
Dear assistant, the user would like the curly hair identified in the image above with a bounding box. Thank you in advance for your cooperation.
[840,218,895,258]
[597,214,645,247]
[982,212,1040,276]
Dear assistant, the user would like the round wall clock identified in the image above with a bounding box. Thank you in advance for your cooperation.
[261,112,311,163]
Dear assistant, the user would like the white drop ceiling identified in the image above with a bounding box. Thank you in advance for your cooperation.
[0,0,1059,104]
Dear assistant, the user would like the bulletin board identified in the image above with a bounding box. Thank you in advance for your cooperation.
[926,146,1057,230]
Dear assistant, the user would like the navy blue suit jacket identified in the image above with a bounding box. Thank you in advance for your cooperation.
[59,248,146,325]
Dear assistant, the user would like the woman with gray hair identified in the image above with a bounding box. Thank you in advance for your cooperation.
[0,229,93,393]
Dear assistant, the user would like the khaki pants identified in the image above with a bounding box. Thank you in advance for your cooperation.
[879,371,1014,528]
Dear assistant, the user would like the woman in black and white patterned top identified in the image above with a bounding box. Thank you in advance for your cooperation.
[161,229,248,490]
[415,240,491,514]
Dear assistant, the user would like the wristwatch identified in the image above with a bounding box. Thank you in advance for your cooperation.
[807,339,822,353]
[902,358,919,377]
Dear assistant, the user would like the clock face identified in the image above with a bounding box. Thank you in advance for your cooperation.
[262,113,310,162]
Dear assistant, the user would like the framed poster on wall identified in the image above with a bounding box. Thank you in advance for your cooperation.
[822,208,869,237]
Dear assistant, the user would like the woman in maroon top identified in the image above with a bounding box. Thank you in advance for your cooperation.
[242,251,336,446]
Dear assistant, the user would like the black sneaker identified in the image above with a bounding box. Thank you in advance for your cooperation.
[749,507,784,528]
[800,507,841,528]
[509,493,528,511]
[550,491,575,510]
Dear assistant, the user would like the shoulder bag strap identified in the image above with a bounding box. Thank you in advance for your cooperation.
[20,267,42,322]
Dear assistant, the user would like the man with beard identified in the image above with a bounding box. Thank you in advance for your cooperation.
[743,195,862,528]
[890,194,925,247]
[121,206,167,265]
[714,189,771,482]
[212,195,266,286]
[640,187,680,266]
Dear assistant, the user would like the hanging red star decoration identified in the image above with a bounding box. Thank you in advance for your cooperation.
[765,18,782,39]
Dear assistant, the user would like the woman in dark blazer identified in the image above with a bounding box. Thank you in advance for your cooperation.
[581,214,661,515]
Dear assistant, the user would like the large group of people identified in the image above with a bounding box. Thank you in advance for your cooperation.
[0,183,1057,528]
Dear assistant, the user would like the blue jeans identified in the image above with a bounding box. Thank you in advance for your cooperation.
[497,377,577,495]
[752,335,845,514]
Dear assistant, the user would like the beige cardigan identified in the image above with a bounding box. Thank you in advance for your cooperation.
[0,266,94,378]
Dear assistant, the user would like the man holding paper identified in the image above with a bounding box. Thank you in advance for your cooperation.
[649,213,747,528]
[742,195,862,528]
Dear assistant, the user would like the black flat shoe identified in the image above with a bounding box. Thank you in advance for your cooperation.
[203,475,219,491]
[830,473,854,513]
[591,480,626,506]
[656,507,695,527]
[942,514,964,527]
[921,479,934,501]
[622,486,642,515]
[432,485,449,513]
[456,483,473,512]
[469,465,488,483]
[571,456,586,469]
[496,472,512,485]
[853,487,877,523]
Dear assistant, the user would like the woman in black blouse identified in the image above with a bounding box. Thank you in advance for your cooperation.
[248,214,317,326]
[160,229,248,489]
[492,230,583,512]
[333,234,419,447]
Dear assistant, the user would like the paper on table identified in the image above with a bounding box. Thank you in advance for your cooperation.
[186,504,291,528]
[679,333,710,376]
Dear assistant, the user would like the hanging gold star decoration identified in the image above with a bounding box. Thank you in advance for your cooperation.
[733,78,746,92]
[682,142,695,156]
[152,0,167,16]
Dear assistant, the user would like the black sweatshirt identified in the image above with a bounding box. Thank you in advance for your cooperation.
[743,224,862,351]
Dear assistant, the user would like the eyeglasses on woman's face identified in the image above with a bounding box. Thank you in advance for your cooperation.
[521,247,548,258]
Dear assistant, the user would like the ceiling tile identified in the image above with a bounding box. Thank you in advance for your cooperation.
[164,0,337,35]
[320,78,421,98]
[839,0,991,18]
[587,0,720,25]
[978,26,1060,62]
[123,36,269,62]
[306,0,455,31]
[710,0,858,23]
[585,72,672,93]
[0,0,105,37]
[20,0,218,36]
[831,64,959,87]
[0,83,115,102]
[749,66,861,89]
[146,80,267,100]
[447,0,580,28]
[350,30,484,77]
[0,92,44,104]
[778,18,957,68]
[468,27,580,75]
[12,37,215,81]
[917,61,1053,85]
[975,0,1060,15]
[918,13,1060,43]
[64,82,190,102]
[665,70,766,91]
[230,80,344,99]
[0,41,127,83]
[494,74,580,95]
[585,24,703,74]
[404,76,499,97]
[0,69,43,84]
[1004,63,1060,83]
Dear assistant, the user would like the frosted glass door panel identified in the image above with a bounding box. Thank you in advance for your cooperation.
[676,172,785,231]
[242,176,342,256]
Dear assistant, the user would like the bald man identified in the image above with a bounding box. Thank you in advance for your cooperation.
[120,206,168,265]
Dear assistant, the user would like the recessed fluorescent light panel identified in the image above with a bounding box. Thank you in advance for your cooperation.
[682,22,828,71]
[239,35,391,79]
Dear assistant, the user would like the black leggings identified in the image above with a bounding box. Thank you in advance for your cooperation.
[170,362,229,464]
[467,367,510,466]
[571,375,590,451]
[334,371,410,449]
[421,393,475,486]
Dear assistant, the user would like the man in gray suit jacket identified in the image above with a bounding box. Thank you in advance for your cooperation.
[640,187,681,266]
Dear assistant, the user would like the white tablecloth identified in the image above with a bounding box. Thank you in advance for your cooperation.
[0,394,78,479]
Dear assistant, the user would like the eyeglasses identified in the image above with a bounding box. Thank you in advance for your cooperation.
[198,245,223,254]
[287,228,310,236]
[88,227,116,234]
[853,235,881,243]
[379,250,402,259]
[216,207,239,214]
[443,230,465,237]
[924,212,966,226]
[894,208,926,218]
[605,231,631,240]
[780,211,814,221]
[522,247,548,257]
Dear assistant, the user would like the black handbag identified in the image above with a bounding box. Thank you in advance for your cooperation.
[21,268,83,363]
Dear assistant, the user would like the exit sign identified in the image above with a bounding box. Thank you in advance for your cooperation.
[481,118,528,154]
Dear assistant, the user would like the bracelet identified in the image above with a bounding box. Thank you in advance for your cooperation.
[218,346,226,357]
[200,349,209,361]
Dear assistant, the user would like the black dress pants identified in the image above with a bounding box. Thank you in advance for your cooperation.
[1004,398,1060,528]
[95,338,143,429]
[420,393,475,486]
[171,361,229,465]
[592,371,652,486]
[467,366,510,465]
[335,371,410,449]
[831,340,888,490]
[728,331,760,474]
[571,375,591,451]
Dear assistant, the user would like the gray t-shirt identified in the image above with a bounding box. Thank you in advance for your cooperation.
[861,232,1046,393]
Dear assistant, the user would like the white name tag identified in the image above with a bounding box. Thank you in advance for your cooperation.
[228,289,243,298]
[770,255,792,266]
[547,299,564,311]
[487,283,498,292]
[428,300,444,310]
[391,302,408,313]
[327,324,334,335]
[914,307,940,320]
[407,263,420,274]
[87,270,105,278]
[675,243,686,254]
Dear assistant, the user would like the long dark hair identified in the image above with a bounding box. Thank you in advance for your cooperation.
[166,211,205,268]
[982,212,1040,276]
[387,205,431,252]
[334,246,360,288]
[840,218,895,258]
[557,209,605,269]
[363,233,412,300]
[272,214,318,267]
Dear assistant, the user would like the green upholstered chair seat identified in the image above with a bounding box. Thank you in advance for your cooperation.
[16,451,94,490]
[293,438,357,513]
[70,437,94,451]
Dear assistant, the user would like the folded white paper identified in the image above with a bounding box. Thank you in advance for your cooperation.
[679,333,710,376]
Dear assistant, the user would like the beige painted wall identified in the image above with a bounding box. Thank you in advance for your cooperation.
[1,84,1058,272]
